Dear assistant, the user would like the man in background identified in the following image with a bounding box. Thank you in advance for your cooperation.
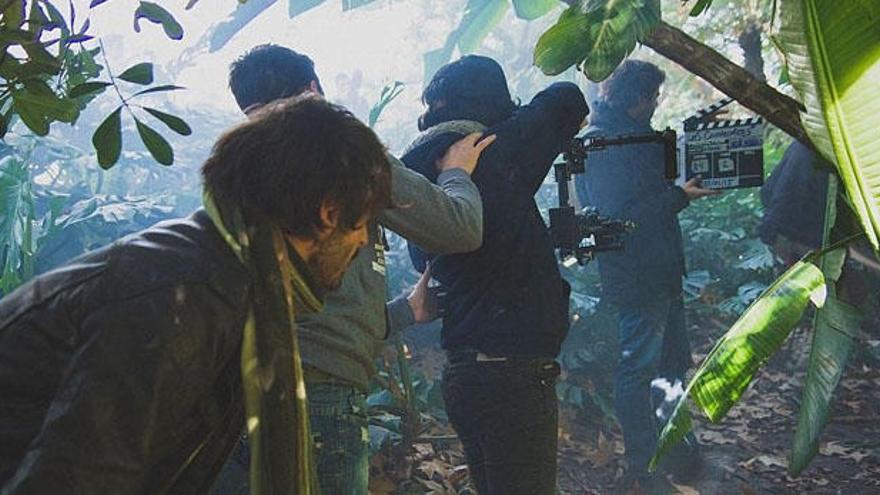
[575,60,718,493]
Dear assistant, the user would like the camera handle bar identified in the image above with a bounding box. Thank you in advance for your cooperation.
[550,129,677,266]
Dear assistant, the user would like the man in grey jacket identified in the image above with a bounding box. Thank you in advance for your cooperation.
[215,44,489,494]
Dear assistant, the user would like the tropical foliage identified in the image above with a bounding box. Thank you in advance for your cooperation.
[2,1,192,167]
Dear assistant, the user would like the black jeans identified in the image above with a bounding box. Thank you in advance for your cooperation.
[442,352,560,495]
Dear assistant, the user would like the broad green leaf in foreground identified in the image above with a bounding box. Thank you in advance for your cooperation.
[790,177,862,476]
[775,0,880,252]
[534,0,661,81]
[651,260,827,470]
[790,290,859,475]
[580,0,661,81]
[534,3,595,76]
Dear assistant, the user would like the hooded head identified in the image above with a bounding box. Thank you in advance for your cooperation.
[419,55,516,131]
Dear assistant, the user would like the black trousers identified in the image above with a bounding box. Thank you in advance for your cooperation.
[442,352,561,495]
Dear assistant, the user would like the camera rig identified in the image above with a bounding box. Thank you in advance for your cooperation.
[548,128,677,266]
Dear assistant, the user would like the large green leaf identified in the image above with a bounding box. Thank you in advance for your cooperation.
[650,260,827,470]
[790,176,861,476]
[512,0,557,20]
[135,118,174,165]
[534,3,595,76]
[92,107,123,169]
[582,0,661,81]
[790,291,859,475]
[11,81,78,135]
[533,0,661,81]
[775,0,880,251]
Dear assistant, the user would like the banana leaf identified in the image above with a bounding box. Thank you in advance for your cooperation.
[651,259,827,470]
[790,291,859,475]
[774,0,880,252]
[790,176,862,475]
[534,0,661,81]
[580,0,660,81]
[534,2,596,76]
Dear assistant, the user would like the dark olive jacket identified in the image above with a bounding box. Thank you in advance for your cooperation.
[0,210,252,494]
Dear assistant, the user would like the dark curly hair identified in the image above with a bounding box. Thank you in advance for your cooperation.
[202,95,391,237]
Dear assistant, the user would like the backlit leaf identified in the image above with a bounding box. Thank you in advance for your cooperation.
[136,118,174,165]
[92,107,123,169]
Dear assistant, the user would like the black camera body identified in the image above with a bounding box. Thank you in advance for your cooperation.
[548,128,677,265]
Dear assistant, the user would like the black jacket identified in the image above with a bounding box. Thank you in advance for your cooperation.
[759,141,830,249]
[0,211,252,494]
[574,102,689,308]
[403,82,588,358]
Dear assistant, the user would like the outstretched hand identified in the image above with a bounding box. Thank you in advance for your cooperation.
[437,132,497,175]
[681,177,721,201]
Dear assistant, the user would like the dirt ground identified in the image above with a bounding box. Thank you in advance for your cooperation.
[371,323,880,494]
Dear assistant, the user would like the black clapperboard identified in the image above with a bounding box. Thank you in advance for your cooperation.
[679,98,764,189]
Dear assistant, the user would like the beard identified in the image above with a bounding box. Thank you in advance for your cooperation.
[307,229,361,291]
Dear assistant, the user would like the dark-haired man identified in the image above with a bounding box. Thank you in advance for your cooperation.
[217,44,491,494]
[574,60,717,492]
[0,96,393,493]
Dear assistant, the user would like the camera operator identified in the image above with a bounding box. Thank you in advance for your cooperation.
[574,60,718,493]
[403,55,588,494]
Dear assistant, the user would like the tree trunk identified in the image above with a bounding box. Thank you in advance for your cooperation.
[739,22,766,82]
[643,21,810,145]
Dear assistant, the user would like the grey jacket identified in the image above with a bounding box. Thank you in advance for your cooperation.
[298,156,482,390]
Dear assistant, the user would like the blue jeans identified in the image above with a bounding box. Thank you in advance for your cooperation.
[442,352,560,494]
[211,382,369,495]
[614,297,691,476]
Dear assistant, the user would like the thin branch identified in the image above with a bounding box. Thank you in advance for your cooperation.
[97,37,133,116]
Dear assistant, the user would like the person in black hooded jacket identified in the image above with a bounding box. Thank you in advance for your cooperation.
[402,55,588,494]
